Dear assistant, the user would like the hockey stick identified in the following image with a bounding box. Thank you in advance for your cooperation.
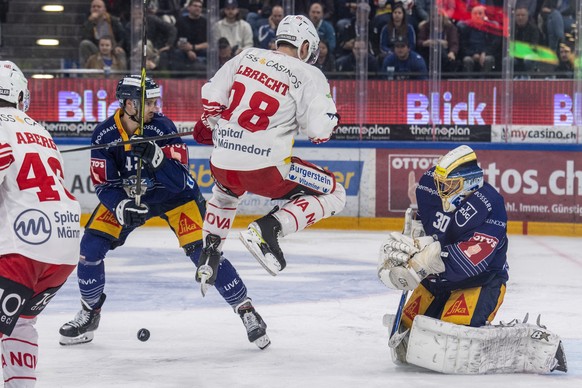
[59,130,195,153]
[387,207,415,348]
[388,290,409,348]
[135,0,149,206]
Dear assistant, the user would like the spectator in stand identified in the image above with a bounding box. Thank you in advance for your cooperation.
[403,0,429,32]
[336,39,379,73]
[515,0,538,21]
[218,37,235,67]
[335,6,357,59]
[555,36,575,78]
[257,5,284,49]
[557,0,576,33]
[381,35,428,79]
[319,0,336,21]
[171,0,208,72]
[336,0,360,28]
[213,0,253,55]
[84,35,127,77]
[308,2,336,53]
[314,39,336,73]
[131,40,161,71]
[416,14,459,75]
[538,0,564,55]
[513,5,541,75]
[156,0,182,25]
[79,0,127,68]
[371,0,394,56]
[378,2,416,63]
[458,5,501,74]
[104,0,131,25]
[146,0,177,70]
[247,2,277,38]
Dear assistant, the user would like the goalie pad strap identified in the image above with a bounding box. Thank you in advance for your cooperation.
[406,315,564,374]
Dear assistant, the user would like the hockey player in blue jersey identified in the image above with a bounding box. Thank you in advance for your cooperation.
[59,75,270,349]
[379,145,508,327]
[377,145,566,373]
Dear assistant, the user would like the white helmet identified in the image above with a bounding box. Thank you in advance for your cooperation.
[433,145,484,212]
[276,15,320,64]
[0,61,30,112]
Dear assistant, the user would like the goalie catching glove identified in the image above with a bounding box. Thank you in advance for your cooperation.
[378,233,445,291]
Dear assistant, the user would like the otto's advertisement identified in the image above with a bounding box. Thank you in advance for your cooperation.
[376,149,582,223]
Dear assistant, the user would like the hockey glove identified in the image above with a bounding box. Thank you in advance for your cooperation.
[132,137,165,170]
[115,199,149,227]
[378,232,418,271]
[193,119,214,145]
[385,240,445,291]
[402,207,425,238]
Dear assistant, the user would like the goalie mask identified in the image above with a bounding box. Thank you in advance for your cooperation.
[0,61,30,112]
[434,145,484,212]
[276,15,320,64]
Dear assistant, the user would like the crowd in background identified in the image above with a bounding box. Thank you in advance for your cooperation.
[79,0,579,79]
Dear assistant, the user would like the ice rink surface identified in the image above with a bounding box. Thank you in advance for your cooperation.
[34,228,581,388]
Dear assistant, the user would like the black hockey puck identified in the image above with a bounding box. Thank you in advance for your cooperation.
[137,328,150,342]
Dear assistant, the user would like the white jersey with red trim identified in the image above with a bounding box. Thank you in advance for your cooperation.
[0,107,80,265]
[201,47,339,171]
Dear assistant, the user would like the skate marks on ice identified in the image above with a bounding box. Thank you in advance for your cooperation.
[35,230,582,387]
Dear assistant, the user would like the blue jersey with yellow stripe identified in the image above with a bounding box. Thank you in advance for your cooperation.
[89,109,200,213]
[415,167,509,288]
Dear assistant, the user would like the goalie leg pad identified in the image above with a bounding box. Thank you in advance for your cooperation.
[406,315,567,374]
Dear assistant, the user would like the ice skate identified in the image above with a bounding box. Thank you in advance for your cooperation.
[551,341,567,372]
[59,294,106,346]
[197,234,222,296]
[236,299,270,350]
[239,213,285,276]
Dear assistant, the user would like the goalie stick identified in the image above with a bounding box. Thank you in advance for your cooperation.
[388,290,409,348]
[387,207,415,349]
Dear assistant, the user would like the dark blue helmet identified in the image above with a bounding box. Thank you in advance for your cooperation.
[115,75,161,103]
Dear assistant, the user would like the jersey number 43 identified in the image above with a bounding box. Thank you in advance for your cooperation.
[17,152,74,202]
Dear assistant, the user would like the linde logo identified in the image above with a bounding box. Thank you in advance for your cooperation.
[407,92,488,125]
[13,209,51,245]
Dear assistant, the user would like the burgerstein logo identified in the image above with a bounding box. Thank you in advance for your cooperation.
[14,209,52,245]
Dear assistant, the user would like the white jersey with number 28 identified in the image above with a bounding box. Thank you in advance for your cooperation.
[0,107,80,265]
[201,47,339,171]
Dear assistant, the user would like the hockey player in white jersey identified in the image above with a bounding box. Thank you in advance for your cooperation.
[0,61,81,387]
[193,15,345,287]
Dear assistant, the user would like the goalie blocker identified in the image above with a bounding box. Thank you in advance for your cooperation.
[403,315,567,374]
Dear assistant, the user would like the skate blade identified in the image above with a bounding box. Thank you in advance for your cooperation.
[239,230,280,276]
[197,265,214,297]
[254,334,271,350]
[388,328,409,348]
[199,273,210,297]
[59,332,94,346]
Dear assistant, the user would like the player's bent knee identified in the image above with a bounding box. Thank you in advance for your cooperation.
[80,233,113,264]
[327,184,346,216]
[211,184,241,207]
[0,277,34,336]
